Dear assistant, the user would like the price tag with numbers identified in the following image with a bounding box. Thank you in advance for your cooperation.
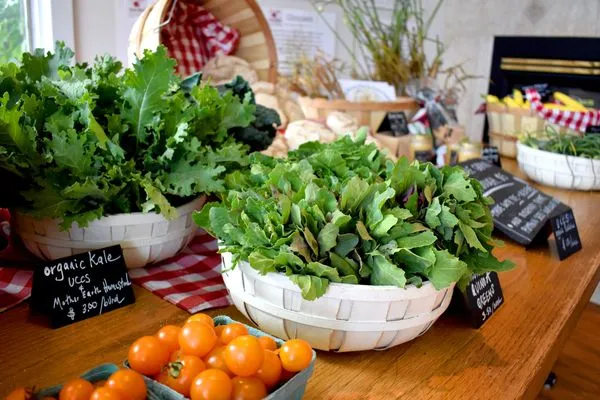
[550,208,582,260]
[464,272,504,328]
[31,245,135,328]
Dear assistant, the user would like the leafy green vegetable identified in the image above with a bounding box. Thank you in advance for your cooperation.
[194,133,514,300]
[520,127,600,159]
[0,43,275,228]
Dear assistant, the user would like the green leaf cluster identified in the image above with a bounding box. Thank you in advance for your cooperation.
[0,43,259,228]
[194,131,515,300]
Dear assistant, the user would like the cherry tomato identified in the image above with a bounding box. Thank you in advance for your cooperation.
[220,323,248,344]
[170,349,182,362]
[89,387,121,400]
[157,355,206,397]
[231,377,267,400]
[179,321,217,358]
[190,369,232,400]
[213,325,225,337]
[223,335,264,377]
[106,369,147,400]
[203,346,232,376]
[156,325,181,354]
[5,388,33,400]
[186,313,214,327]
[279,339,312,372]
[253,350,282,389]
[128,335,170,376]
[257,336,277,351]
[59,378,94,400]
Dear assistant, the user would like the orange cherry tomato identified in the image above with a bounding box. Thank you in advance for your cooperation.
[220,323,248,344]
[179,321,217,358]
[128,335,170,376]
[190,369,232,400]
[279,339,312,372]
[5,388,33,400]
[157,355,206,397]
[214,325,225,337]
[89,387,121,400]
[59,378,94,400]
[106,369,147,400]
[257,336,277,351]
[156,325,181,354]
[186,313,214,328]
[203,346,232,376]
[223,335,264,377]
[231,377,267,400]
[253,350,282,389]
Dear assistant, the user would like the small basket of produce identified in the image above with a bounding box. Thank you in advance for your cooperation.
[518,130,600,191]
[5,364,153,400]
[125,314,316,400]
[486,89,594,158]
[195,132,514,352]
[0,45,277,268]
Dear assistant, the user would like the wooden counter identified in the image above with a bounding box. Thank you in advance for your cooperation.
[1,159,599,399]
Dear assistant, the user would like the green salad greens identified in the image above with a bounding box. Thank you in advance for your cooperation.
[194,130,514,300]
[0,43,275,229]
[520,128,600,159]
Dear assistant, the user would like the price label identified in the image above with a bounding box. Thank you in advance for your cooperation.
[31,246,135,328]
[464,272,504,328]
[482,146,501,167]
[550,208,582,260]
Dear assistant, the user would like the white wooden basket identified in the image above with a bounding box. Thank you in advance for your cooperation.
[517,142,600,190]
[14,197,206,268]
[221,253,454,352]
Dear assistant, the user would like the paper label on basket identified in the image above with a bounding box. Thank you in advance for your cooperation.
[31,245,135,328]
[460,160,581,258]
[377,112,409,136]
[550,209,582,260]
[464,272,504,328]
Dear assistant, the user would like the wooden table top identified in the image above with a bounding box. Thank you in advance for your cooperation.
[1,159,600,400]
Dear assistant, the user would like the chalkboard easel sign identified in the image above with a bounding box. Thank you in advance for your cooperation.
[460,159,582,260]
[31,245,135,328]
[463,272,504,328]
[376,111,409,136]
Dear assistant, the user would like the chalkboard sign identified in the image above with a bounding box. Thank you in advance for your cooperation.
[31,246,135,328]
[550,209,582,260]
[377,112,409,136]
[464,272,504,328]
[460,160,582,259]
[482,146,501,167]
[585,125,600,134]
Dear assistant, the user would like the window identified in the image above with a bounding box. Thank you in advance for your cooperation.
[0,0,29,63]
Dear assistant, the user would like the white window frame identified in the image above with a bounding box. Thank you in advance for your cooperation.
[26,0,75,52]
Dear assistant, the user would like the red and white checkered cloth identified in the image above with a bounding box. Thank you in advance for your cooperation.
[161,1,240,77]
[128,231,231,314]
[525,88,600,133]
[0,211,231,314]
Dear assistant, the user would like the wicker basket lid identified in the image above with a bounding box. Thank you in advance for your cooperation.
[129,0,278,83]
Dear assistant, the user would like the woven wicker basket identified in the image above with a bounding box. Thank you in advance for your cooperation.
[129,0,278,83]
[298,97,418,133]
[487,102,581,158]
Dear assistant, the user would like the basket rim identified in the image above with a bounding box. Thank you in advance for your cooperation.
[15,195,206,228]
[299,96,418,111]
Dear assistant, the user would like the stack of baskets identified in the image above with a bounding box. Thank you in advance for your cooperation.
[486,103,581,158]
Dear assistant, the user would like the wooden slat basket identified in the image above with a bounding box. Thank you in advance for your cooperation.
[298,97,418,133]
[129,0,278,83]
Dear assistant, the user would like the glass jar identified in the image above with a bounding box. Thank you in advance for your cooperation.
[457,142,482,163]
[410,134,434,162]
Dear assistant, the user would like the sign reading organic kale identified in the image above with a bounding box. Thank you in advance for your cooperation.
[377,112,409,136]
[31,246,135,328]
[460,159,582,259]
[464,272,504,328]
